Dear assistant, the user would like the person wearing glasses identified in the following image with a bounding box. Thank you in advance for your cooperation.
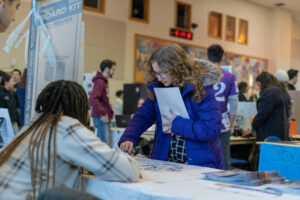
[119,44,224,169]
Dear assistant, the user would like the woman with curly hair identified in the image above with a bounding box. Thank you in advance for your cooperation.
[119,44,224,169]
[0,80,139,200]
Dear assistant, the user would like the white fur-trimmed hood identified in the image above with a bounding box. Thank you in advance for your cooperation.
[194,58,222,87]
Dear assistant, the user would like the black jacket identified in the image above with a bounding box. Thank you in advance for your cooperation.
[238,94,248,102]
[252,86,290,141]
[287,83,296,90]
[0,87,19,124]
[238,94,256,102]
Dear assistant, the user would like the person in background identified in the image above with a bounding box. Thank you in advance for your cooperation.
[0,80,139,200]
[119,44,224,169]
[252,72,290,141]
[89,59,116,145]
[238,81,249,102]
[238,81,257,102]
[15,68,26,127]
[287,69,298,90]
[275,69,294,117]
[275,69,289,88]
[207,44,239,170]
[0,0,21,32]
[11,68,21,85]
[114,90,123,116]
[0,71,19,133]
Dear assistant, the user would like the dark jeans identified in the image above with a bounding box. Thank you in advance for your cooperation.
[219,131,231,170]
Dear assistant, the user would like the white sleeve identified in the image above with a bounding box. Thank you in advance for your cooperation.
[56,119,139,182]
[228,95,238,115]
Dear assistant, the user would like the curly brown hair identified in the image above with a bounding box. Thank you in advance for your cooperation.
[147,44,210,103]
[256,71,287,93]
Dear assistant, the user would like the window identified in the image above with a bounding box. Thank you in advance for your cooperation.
[225,15,236,42]
[175,1,191,30]
[83,0,105,14]
[238,19,248,45]
[208,11,222,39]
[129,0,150,23]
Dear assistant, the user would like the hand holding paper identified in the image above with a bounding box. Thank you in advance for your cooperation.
[162,109,177,134]
[154,87,190,133]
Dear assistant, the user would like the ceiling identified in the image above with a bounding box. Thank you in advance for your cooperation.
[248,0,300,24]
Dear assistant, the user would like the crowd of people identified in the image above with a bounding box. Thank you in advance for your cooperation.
[0,69,26,134]
[0,43,298,198]
[0,1,298,198]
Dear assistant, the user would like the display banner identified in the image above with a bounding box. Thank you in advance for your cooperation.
[25,0,83,124]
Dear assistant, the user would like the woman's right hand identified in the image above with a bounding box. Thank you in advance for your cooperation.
[120,141,134,154]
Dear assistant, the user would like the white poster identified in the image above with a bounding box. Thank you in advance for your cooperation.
[25,0,83,124]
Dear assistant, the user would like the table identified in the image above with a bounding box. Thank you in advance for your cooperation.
[111,128,256,148]
[84,157,299,200]
[291,135,300,140]
[230,136,256,145]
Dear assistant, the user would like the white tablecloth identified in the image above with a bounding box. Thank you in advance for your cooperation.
[85,157,299,200]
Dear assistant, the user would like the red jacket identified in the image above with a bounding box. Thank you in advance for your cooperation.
[89,72,113,119]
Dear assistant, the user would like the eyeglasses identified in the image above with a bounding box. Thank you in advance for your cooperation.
[154,71,169,79]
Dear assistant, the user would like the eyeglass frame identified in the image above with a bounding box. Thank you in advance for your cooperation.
[154,71,169,79]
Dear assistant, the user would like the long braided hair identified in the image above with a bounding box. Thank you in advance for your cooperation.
[0,80,89,199]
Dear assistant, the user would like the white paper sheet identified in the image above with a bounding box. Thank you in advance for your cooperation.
[154,87,189,132]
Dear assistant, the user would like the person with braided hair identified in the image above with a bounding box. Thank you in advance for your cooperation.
[0,80,140,200]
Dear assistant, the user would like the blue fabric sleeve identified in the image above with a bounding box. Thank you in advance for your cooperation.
[118,98,156,146]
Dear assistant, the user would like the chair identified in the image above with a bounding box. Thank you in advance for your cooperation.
[37,187,101,200]
[264,136,281,142]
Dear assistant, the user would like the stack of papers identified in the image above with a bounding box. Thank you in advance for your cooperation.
[204,170,285,186]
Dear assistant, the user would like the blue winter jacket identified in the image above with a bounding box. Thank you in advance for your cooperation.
[119,82,224,169]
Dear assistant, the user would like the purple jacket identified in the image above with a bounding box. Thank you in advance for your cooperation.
[119,82,224,169]
[89,72,113,119]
